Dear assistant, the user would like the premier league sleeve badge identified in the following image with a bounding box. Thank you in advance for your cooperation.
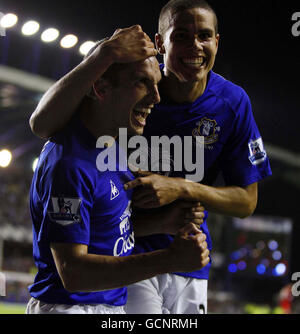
[48,195,82,225]
[248,137,267,165]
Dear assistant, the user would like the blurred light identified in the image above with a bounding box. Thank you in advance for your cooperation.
[22,20,40,36]
[32,157,39,172]
[79,41,96,55]
[41,28,59,42]
[237,260,247,271]
[251,249,260,258]
[268,240,278,251]
[230,251,241,261]
[261,258,270,267]
[272,250,282,261]
[60,34,78,48]
[256,264,266,275]
[239,247,248,257]
[0,149,12,167]
[228,263,237,273]
[0,13,18,28]
[273,263,286,276]
[256,241,265,250]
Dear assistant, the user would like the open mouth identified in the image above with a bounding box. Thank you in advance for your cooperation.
[181,57,206,68]
[131,108,151,128]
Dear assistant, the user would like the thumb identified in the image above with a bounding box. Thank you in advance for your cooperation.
[111,28,122,37]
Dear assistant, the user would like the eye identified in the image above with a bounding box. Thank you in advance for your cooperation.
[134,78,149,89]
[198,32,212,40]
[173,32,188,41]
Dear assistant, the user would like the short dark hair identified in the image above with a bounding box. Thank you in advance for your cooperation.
[158,0,218,37]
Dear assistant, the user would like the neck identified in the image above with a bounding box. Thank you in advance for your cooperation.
[79,97,118,146]
[160,71,208,103]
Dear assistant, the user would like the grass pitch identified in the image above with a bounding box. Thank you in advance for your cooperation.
[0,302,26,314]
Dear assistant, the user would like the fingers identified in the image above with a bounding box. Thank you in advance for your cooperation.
[124,178,143,190]
[124,175,152,190]
[108,25,157,63]
[201,249,210,267]
[178,222,203,238]
[183,203,205,227]
[184,211,205,220]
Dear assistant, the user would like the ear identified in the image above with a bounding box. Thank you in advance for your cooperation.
[215,34,220,52]
[93,78,112,100]
[155,33,166,55]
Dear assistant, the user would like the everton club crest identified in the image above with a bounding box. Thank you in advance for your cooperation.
[192,117,220,146]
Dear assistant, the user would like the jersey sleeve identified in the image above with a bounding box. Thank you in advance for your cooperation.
[220,90,272,187]
[45,160,94,245]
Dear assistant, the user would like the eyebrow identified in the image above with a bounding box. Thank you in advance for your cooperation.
[133,72,161,84]
[173,27,214,34]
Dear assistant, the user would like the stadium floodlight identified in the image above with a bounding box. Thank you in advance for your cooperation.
[41,27,59,43]
[32,157,39,172]
[60,34,78,48]
[0,13,18,28]
[79,41,96,56]
[21,20,40,36]
[0,149,12,168]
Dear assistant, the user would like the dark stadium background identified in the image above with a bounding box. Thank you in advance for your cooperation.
[0,0,299,314]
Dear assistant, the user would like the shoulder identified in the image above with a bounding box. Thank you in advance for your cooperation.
[209,72,251,112]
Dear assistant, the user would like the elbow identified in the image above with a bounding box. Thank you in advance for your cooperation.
[62,278,79,294]
[29,110,51,139]
[57,262,81,293]
[237,199,257,219]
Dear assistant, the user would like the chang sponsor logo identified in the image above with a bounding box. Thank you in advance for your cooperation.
[113,231,135,257]
[113,200,134,256]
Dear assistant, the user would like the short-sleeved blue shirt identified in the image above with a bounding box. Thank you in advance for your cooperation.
[134,69,272,279]
[29,117,135,305]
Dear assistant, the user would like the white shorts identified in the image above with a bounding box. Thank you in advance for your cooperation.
[125,274,207,314]
[26,297,125,314]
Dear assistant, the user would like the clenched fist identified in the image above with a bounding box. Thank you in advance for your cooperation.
[168,223,210,273]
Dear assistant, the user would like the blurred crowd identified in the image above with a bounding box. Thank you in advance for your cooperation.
[0,167,32,228]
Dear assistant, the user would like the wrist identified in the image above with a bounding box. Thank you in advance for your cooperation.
[88,41,115,72]
[157,248,177,273]
[177,178,192,200]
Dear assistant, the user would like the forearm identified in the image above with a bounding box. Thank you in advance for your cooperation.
[57,249,173,292]
[30,50,113,138]
[179,179,257,218]
[51,222,209,293]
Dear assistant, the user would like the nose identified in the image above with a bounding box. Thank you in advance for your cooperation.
[192,35,204,50]
[147,84,161,107]
[152,85,161,105]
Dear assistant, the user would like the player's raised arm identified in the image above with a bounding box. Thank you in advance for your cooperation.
[29,25,158,139]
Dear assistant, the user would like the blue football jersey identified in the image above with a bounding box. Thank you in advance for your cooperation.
[134,68,272,279]
[29,117,135,305]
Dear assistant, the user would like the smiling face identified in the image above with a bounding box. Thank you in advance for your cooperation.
[156,7,219,84]
[105,57,161,136]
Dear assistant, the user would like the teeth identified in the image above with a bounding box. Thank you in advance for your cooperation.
[133,108,151,117]
[182,57,204,65]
